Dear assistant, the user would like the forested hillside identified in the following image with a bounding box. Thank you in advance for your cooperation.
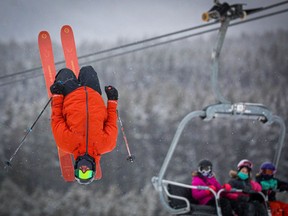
[0,30,287,215]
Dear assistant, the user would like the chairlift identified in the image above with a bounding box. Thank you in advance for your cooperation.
[152,1,286,215]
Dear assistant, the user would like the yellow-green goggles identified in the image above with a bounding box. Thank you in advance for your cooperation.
[75,169,94,180]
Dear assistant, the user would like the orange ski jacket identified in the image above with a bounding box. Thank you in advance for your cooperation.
[51,86,118,165]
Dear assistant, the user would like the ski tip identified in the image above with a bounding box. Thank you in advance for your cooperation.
[38,31,50,40]
[61,25,72,34]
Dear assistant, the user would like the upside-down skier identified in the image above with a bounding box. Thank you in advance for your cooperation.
[50,65,118,184]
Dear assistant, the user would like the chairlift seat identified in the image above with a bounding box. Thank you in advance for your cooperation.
[168,184,217,216]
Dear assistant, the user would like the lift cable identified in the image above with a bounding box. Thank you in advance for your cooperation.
[0,22,218,81]
[0,5,287,87]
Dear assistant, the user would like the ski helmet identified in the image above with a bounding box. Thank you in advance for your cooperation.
[260,162,276,175]
[237,159,253,171]
[74,154,96,185]
[198,159,213,176]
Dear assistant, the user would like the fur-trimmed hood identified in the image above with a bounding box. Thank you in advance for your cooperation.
[229,170,238,178]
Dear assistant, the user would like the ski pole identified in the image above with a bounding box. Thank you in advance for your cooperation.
[4,97,52,168]
[117,110,135,162]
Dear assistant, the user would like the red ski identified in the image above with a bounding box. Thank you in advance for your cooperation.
[61,25,80,76]
[60,25,102,180]
[38,31,75,182]
[38,31,56,95]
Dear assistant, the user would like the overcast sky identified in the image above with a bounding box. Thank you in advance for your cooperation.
[1,0,288,44]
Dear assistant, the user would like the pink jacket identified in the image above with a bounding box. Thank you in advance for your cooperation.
[191,172,222,205]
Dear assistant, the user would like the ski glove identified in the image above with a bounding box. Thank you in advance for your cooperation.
[222,183,232,191]
[205,185,217,195]
[50,81,64,95]
[105,85,118,100]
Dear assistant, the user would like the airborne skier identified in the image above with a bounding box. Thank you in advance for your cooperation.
[50,66,118,184]
[38,25,119,184]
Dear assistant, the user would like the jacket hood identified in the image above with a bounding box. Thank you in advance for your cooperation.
[229,170,238,178]
[192,171,198,177]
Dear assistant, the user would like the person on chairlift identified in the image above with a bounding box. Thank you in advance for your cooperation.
[191,159,232,215]
[223,159,268,216]
[256,161,288,216]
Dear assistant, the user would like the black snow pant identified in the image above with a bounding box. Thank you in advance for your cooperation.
[219,197,233,216]
[252,200,268,216]
[230,199,256,216]
[55,65,102,96]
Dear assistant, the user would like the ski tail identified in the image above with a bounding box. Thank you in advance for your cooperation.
[38,30,75,182]
[94,156,102,180]
[57,149,75,182]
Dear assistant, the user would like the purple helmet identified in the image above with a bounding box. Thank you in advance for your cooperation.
[260,162,276,175]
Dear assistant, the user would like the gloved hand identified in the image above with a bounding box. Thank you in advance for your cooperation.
[222,183,232,191]
[209,185,217,192]
[105,85,118,100]
[50,81,64,95]
[205,185,217,194]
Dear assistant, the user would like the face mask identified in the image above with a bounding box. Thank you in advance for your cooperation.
[198,166,212,177]
[262,174,273,180]
[201,170,211,176]
[238,172,249,180]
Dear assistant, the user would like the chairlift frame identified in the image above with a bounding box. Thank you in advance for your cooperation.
[152,1,286,215]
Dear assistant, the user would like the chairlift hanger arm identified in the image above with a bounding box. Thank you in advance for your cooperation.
[203,103,273,123]
[204,1,266,104]
[202,1,236,104]
[211,17,231,104]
